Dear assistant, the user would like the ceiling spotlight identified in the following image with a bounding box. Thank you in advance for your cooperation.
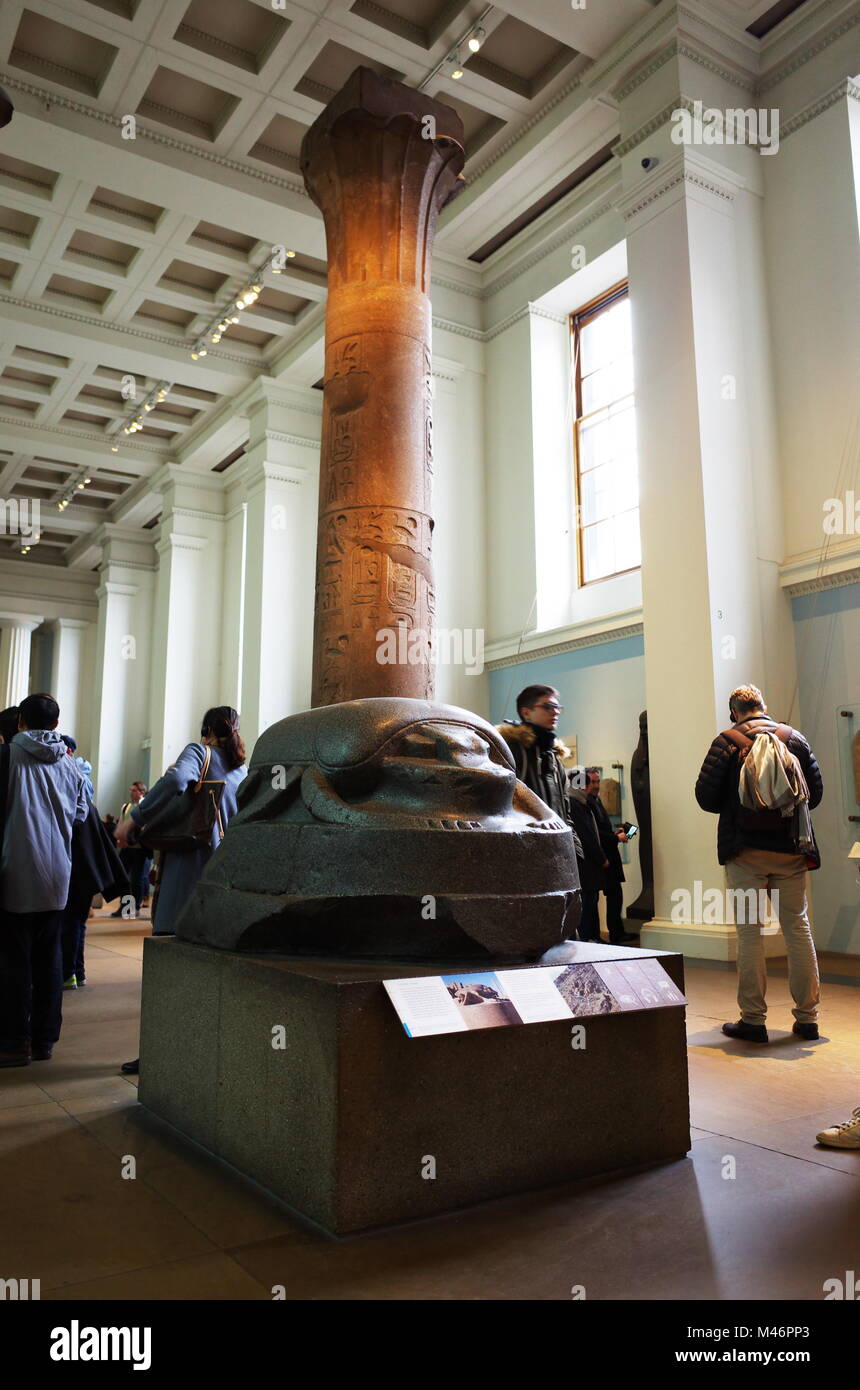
[197,346,207,357]
[251,282,262,293]
[143,402,153,411]
[468,27,485,52]
[84,477,91,484]
[77,482,85,490]
[111,443,119,452]
[211,332,221,343]
[286,249,296,259]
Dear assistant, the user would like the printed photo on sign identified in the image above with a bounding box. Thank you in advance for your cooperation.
[552,963,621,1017]
[383,976,468,1037]
[441,972,524,1029]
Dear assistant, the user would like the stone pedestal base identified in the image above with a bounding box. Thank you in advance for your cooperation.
[139,939,691,1236]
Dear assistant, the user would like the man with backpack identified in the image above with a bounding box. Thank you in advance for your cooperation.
[695,684,823,1044]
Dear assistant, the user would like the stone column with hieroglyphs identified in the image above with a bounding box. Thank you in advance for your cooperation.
[300,67,464,704]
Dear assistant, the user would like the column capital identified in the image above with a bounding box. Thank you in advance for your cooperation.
[0,612,44,632]
[50,617,91,631]
[300,66,464,293]
[616,147,745,230]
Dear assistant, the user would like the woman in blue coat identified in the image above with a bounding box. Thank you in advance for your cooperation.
[116,706,247,1075]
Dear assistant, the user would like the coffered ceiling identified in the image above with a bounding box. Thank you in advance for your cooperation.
[0,0,810,566]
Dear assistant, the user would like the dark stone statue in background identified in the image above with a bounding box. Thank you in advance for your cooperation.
[176,699,580,962]
[627,710,654,924]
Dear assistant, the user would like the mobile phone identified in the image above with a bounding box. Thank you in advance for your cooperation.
[626,824,639,840]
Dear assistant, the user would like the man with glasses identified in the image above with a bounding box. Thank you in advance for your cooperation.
[497,685,573,825]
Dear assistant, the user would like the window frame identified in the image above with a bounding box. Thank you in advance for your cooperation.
[571,278,640,588]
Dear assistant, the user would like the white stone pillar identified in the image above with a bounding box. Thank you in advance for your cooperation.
[90,531,156,814]
[238,385,319,749]
[0,615,42,707]
[617,141,793,958]
[147,469,226,775]
[49,618,90,744]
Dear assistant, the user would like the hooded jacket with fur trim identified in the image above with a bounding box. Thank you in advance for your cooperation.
[497,721,573,826]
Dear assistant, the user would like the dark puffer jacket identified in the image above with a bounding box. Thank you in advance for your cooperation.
[695,714,823,867]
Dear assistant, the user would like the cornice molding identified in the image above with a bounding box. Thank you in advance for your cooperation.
[784,566,860,597]
[614,39,679,102]
[431,273,483,299]
[483,305,529,342]
[98,560,156,576]
[95,579,140,599]
[677,40,753,90]
[0,293,256,367]
[675,1,760,68]
[613,96,694,158]
[243,459,307,489]
[467,70,589,185]
[0,71,309,199]
[432,316,484,341]
[781,77,860,140]
[587,5,674,94]
[528,304,567,325]
[616,154,737,224]
[485,620,644,670]
[482,190,619,300]
[757,5,860,93]
[615,35,751,104]
[157,532,209,555]
[247,429,319,453]
[0,410,162,454]
[167,506,225,524]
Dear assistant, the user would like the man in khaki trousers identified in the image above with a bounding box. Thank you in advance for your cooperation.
[695,684,823,1044]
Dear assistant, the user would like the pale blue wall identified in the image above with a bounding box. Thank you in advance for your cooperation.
[489,635,646,902]
[791,582,860,954]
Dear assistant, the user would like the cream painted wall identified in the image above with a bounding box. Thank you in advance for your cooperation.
[763,96,860,560]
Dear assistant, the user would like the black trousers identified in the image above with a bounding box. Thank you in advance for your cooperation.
[119,847,152,911]
[578,889,601,941]
[0,909,63,1050]
[604,879,626,943]
[61,903,87,982]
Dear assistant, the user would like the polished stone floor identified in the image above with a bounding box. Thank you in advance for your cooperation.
[1,913,858,1301]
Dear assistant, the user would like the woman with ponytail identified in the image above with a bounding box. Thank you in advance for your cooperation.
[116,705,247,938]
[116,707,247,1074]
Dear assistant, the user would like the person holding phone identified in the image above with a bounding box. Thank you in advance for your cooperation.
[585,767,638,944]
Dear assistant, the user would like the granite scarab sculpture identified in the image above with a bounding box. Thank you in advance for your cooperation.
[175,698,582,962]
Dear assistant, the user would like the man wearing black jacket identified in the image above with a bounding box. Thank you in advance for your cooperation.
[568,785,608,941]
[584,768,636,944]
[695,684,823,1045]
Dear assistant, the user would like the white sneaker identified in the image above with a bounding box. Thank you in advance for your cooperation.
[816,1107,860,1149]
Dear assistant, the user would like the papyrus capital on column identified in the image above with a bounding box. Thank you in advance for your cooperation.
[300,66,465,293]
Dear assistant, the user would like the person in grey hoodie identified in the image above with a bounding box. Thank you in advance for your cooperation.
[0,692,89,1067]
